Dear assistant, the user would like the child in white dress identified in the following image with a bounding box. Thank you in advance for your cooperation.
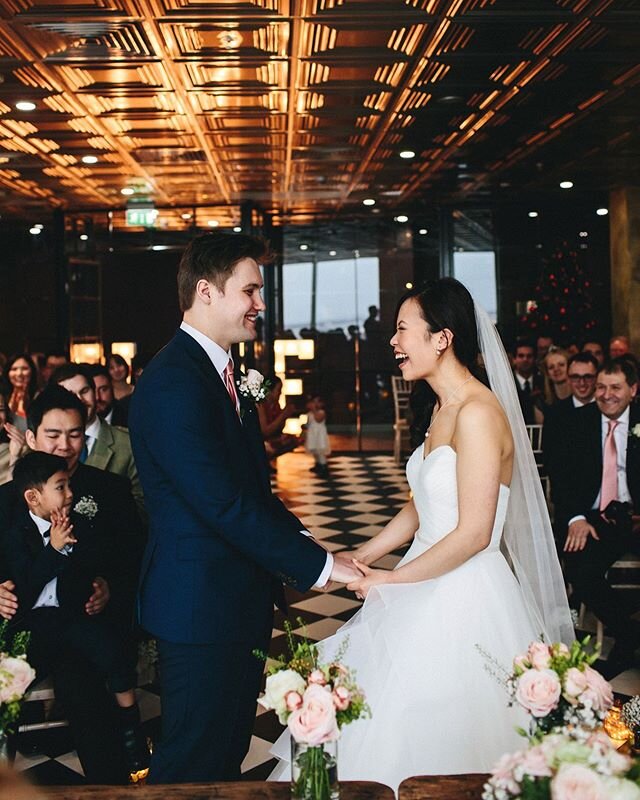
[304,396,330,477]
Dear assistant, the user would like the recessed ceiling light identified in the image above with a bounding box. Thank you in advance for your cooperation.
[34,224,43,230]
[329,250,337,256]
[181,213,192,220]
[559,180,574,189]
[80,234,88,241]
[121,187,134,196]
[81,155,98,164]
[208,220,219,227]
[418,228,428,235]
[437,95,463,104]
[299,244,309,251]
[596,208,608,216]
[395,215,409,223]
[233,226,242,232]
[29,226,41,235]
[399,150,415,159]
[151,245,169,251]
[405,282,413,289]
[579,231,588,238]
[362,198,376,207]
[528,211,538,218]
[16,101,36,112]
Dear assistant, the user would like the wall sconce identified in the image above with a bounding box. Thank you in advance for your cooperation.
[70,341,103,364]
[111,342,137,365]
[282,413,308,437]
[273,339,315,408]
[283,379,303,396]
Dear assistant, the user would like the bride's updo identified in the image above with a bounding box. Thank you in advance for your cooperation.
[396,278,486,444]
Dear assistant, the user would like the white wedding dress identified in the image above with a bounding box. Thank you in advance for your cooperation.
[270,443,538,793]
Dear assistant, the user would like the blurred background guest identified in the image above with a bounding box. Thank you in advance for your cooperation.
[40,350,68,387]
[257,377,301,466]
[542,346,572,406]
[108,354,134,401]
[4,354,38,433]
[582,339,605,366]
[610,335,631,360]
[0,390,27,485]
[88,364,129,427]
[512,339,544,424]
[536,333,554,362]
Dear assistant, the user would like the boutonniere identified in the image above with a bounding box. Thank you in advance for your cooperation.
[629,423,640,442]
[237,369,271,404]
[73,495,98,519]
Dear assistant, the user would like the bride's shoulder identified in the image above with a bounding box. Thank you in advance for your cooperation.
[456,392,508,436]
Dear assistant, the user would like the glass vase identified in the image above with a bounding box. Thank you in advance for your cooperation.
[0,730,9,765]
[291,738,339,800]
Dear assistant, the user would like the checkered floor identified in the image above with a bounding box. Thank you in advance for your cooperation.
[12,450,640,785]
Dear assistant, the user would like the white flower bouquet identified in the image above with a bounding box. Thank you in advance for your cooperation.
[237,369,270,403]
[0,621,35,734]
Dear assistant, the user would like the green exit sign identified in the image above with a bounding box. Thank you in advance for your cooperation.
[126,208,157,227]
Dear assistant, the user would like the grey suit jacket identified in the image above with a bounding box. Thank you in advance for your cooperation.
[86,419,145,520]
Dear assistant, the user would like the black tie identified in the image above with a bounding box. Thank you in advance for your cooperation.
[523,379,531,396]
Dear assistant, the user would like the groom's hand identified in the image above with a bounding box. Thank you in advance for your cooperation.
[329,553,363,585]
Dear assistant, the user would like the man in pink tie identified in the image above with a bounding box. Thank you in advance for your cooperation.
[556,358,640,675]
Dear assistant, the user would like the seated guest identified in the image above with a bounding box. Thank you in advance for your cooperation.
[257,377,302,460]
[512,339,544,424]
[40,350,68,389]
[536,333,554,362]
[0,392,27,486]
[108,354,134,401]
[556,359,640,676]
[610,335,631,359]
[541,347,572,406]
[4,355,38,433]
[88,364,129,427]
[9,452,149,774]
[0,386,144,783]
[582,339,605,366]
[543,352,598,501]
[52,364,144,518]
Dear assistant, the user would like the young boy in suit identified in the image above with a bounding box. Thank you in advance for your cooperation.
[8,451,149,776]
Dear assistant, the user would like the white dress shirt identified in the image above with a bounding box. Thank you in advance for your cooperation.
[85,415,101,456]
[572,396,595,408]
[515,373,533,392]
[179,321,333,587]
[29,511,69,609]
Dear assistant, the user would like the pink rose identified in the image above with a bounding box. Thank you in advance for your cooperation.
[528,641,552,670]
[563,667,588,700]
[287,684,339,745]
[0,656,35,703]
[550,763,606,800]
[308,669,327,686]
[515,668,561,717]
[582,666,613,712]
[489,751,522,794]
[332,686,350,711]
[520,745,552,778]
[285,691,303,712]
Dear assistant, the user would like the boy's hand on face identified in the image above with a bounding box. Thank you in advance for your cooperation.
[49,509,77,552]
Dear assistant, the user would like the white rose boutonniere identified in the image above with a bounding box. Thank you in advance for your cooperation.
[74,495,98,519]
[630,423,640,442]
[237,369,270,403]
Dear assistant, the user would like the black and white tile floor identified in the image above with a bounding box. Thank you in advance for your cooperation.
[12,451,640,785]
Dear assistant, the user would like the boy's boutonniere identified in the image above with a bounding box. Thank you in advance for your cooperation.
[73,495,98,520]
[237,369,271,404]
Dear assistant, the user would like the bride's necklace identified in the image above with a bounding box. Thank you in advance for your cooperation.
[425,374,474,439]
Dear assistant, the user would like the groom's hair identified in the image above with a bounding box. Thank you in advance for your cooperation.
[177,231,273,312]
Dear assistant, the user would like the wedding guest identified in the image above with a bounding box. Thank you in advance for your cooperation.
[536,334,554,361]
[304,395,330,477]
[512,340,543,424]
[5,355,38,433]
[557,359,640,676]
[108,354,133,401]
[582,339,605,366]
[257,377,301,462]
[87,364,129,427]
[51,364,144,518]
[40,350,68,387]
[610,335,631,360]
[8,451,150,775]
[0,393,27,486]
[542,347,571,405]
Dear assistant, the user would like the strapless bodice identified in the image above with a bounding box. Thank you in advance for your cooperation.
[405,444,510,552]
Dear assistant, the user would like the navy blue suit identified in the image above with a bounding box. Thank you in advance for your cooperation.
[129,329,326,782]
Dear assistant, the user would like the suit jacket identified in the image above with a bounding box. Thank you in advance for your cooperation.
[108,396,130,428]
[542,396,581,500]
[129,328,327,646]
[513,372,544,425]
[6,508,112,622]
[553,402,640,529]
[86,419,145,520]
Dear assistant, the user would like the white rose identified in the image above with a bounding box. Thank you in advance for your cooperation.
[0,656,35,702]
[246,369,263,387]
[603,778,640,800]
[259,669,307,724]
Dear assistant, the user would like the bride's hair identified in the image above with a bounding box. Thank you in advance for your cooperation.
[396,278,487,445]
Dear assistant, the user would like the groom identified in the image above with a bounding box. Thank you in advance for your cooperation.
[129,231,358,783]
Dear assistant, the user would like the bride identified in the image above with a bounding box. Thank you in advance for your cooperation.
[270,278,573,792]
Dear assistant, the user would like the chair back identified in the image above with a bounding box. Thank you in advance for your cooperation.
[525,423,543,454]
[391,376,412,423]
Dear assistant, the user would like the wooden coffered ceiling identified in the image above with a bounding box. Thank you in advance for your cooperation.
[0,0,639,226]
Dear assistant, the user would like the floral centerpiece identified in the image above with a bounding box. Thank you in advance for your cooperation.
[256,621,369,800]
[480,638,613,740]
[483,729,640,800]
[0,620,35,759]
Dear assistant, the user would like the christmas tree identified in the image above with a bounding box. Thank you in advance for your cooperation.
[519,241,599,343]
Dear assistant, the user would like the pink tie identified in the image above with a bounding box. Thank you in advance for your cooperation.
[223,360,239,415]
[600,419,619,512]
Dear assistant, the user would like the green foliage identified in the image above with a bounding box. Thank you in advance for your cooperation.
[520,775,552,799]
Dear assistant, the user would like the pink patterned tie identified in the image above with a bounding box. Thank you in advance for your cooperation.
[223,360,239,415]
[600,419,619,512]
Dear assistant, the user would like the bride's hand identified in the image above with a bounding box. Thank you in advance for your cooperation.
[347,560,391,600]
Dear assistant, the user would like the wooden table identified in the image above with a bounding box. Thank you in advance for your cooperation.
[44,783,394,799]
[398,774,488,798]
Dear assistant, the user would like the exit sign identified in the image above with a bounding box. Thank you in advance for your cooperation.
[126,208,157,227]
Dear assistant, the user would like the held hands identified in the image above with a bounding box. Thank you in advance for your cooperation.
[347,560,391,601]
[564,519,599,553]
[49,510,77,553]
